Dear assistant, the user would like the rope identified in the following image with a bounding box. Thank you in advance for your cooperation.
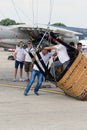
[48,0,54,26]
[32,0,35,28]
[36,0,54,50]
[36,0,39,27]
[15,6,33,24]
[11,0,22,22]
[32,0,39,27]
[36,31,48,51]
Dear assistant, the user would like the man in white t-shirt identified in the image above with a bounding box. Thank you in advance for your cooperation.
[24,41,35,81]
[24,44,53,96]
[44,36,70,78]
[14,41,25,81]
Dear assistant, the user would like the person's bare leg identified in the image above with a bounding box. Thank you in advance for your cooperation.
[26,72,29,80]
[14,68,17,79]
[20,68,23,79]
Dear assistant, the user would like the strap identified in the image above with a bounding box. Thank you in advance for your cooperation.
[36,51,53,78]
[29,52,46,76]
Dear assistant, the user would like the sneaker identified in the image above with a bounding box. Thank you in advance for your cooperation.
[24,91,28,96]
[13,78,16,82]
[24,79,29,81]
[19,78,24,82]
[34,91,39,96]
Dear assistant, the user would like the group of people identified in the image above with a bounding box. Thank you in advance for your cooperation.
[69,42,82,52]
[13,40,35,82]
[13,35,83,96]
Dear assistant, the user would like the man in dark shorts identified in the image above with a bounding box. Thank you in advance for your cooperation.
[14,41,25,81]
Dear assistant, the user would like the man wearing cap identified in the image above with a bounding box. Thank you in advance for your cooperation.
[24,41,35,81]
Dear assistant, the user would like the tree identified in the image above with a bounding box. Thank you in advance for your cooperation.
[0,18,19,26]
[52,22,66,27]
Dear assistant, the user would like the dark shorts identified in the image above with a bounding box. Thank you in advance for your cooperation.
[15,60,24,69]
[24,62,33,72]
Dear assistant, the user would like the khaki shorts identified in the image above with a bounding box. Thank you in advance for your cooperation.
[24,62,33,72]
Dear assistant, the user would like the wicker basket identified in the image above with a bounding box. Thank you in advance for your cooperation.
[55,53,87,100]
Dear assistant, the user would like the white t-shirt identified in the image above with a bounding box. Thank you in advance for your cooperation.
[15,47,25,62]
[24,47,35,62]
[33,51,52,71]
[55,44,70,63]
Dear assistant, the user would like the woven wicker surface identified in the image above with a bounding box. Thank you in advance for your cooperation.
[55,53,87,100]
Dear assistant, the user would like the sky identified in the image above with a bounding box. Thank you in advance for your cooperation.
[0,0,87,28]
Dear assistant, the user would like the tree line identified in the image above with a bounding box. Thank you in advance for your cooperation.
[0,18,66,26]
[0,18,23,26]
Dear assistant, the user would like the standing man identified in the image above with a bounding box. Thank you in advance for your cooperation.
[24,41,35,81]
[77,42,82,53]
[24,44,52,96]
[14,41,25,81]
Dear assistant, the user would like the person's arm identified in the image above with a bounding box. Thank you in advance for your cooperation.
[14,48,18,60]
[44,46,56,50]
[13,51,17,60]
[24,52,26,61]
